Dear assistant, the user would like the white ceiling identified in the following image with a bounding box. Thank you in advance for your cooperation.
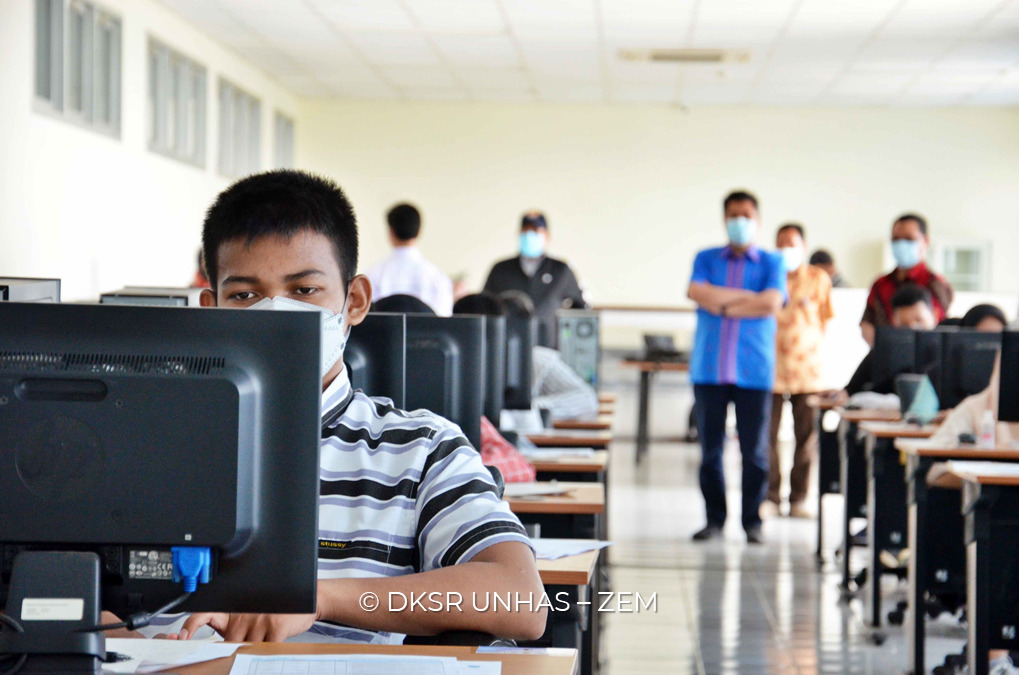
[158,0,1019,106]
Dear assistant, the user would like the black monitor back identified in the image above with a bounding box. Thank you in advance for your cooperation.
[940,329,1001,410]
[914,329,945,396]
[0,303,321,616]
[482,315,506,423]
[345,312,406,408]
[871,326,917,394]
[504,315,536,410]
[999,331,1019,423]
[405,315,484,450]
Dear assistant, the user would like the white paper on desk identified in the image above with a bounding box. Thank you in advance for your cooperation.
[502,482,570,498]
[103,638,243,673]
[457,662,501,674]
[228,653,458,675]
[520,448,595,458]
[533,538,612,560]
[947,460,1019,478]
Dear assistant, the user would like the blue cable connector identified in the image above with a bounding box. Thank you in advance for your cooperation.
[171,546,211,593]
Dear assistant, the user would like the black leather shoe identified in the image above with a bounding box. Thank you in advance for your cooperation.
[746,526,764,544]
[692,524,722,541]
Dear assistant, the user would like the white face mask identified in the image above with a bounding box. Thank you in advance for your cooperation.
[779,246,804,272]
[248,296,350,378]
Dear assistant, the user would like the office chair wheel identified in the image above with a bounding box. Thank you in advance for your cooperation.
[888,609,905,626]
[927,597,946,619]
[853,568,868,590]
[944,651,967,668]
[868,631,886,646]
[932,666,954,675]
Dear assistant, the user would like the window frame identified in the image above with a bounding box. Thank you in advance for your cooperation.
[147,36,207,168]
[217,78,262,178]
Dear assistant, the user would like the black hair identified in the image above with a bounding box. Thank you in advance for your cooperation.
[521,211,548,231]
[453,292,505,317]
[372,294,436,315]
[893,213,928,238]
[960,304,1007,329]
[809,249,834,266]
[496,290,535,318]
[777,222,805,241]
[723,190,758,212]
[386,203,421,241]
[891,283,933,310]
[202,170,358,289]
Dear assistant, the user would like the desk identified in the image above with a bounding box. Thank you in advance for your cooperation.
[896,443,1019,675]
[553,415,614,431]
[620,359,689,464]
[940,463,1019,675]
[857,421,937,633]
[526,430,613,449]
[176,643,578,675]
[598,393,617,405]
[504,483,605,516]
[537,549,601,587]
[528,451,609,475]
[598,404,615,416]
[808,398,840,564]
[835,409,901,595]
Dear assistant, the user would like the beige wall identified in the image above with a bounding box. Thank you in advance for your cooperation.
[298,100,1019,307]
[0,0,300,301]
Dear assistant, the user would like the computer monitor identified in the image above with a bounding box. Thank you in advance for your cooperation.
[870,326,917,394]
[914,329,946,396]
[999,331,1019,423]
[404,315,484,450]
[0,277,61,302]
[482,315,507,423]
[99,286,204,307]
[345,312,407,408]
[503,315,536,410]
[0,303,321,623]
[939,329,1001,410]
[557,309,600,387]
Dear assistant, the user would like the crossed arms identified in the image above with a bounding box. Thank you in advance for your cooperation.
[688,282,783,318]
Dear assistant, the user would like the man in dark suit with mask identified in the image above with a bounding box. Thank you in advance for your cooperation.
[483,211,588,348]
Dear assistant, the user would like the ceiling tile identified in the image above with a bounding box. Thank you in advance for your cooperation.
[748,84,826,105]
[327,82,402,99]
[346,31,443,66]
[939,38,1019,70]
[600,0,693,45]
[456,67,532,90]
[431,34,522,68]
[854,37,950,70]
[880,0,1006,36]
[501,0,598,39]
[681,83,751,105]
[829,69,922,96]
[611,83,679,103]
[535,82,604,102]
[381,65,460,88]
[470,89,538,102]
[304,0,416,31]
[403,0,505,32]
[785,0,901,36]
[399,86,471,100]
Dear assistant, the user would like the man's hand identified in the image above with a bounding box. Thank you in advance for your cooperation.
[177,612,317,642]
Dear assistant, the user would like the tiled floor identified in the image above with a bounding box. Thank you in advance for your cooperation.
[597,371,967,674]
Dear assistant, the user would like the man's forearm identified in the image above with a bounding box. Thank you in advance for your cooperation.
[724,290,783,318]
[317,548,546,640]
[689,283,752,313]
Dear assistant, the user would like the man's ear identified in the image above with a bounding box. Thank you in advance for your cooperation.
[199,288,217,307]
[345,275,372,328]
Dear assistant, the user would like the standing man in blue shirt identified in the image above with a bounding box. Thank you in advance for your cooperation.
[687,191,787,544]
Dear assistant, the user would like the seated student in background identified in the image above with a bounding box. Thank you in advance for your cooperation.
[808,249,849,288]
[156,170,545,643]
[496,290,599,420]
[860,214,953,347]
[959,303,1008,332]
[929,355,1019,446]
[844,283,937,397]
[452,292,537,483]
[365,203,454,316]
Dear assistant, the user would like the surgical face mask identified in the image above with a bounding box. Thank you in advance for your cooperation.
[726,217,757,247]
[892,239,923,270]
[248,296,349,378]
[520,231,546,258]
[779,246,804,272]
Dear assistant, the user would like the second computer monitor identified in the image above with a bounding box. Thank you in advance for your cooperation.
[871,326,917,394]
[940,329,1001,410]
[999,331,1019,423]
[405,315,485,450]
[345,312,407,408]
[0,277,61,302]
[504,315,536,410]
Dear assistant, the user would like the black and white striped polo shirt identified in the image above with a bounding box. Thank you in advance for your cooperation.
[306,367,532,643]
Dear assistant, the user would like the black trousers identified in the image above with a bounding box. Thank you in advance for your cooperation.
[694,384,772,531]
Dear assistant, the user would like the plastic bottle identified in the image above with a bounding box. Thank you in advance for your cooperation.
[980,410,996,448]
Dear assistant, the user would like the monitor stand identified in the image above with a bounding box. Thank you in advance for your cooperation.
[1,551,105,673]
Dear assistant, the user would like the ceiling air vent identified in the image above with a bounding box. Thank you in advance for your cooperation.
[618,48,751,64]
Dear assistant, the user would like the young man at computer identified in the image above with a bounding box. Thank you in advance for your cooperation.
[156,170,545,643]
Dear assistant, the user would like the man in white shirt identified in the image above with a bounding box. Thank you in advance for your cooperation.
[366,203,454,316]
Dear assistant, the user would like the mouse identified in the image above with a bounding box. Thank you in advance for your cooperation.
[958,432,977,445]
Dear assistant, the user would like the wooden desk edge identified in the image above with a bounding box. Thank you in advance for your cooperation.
[537,549,602,586]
